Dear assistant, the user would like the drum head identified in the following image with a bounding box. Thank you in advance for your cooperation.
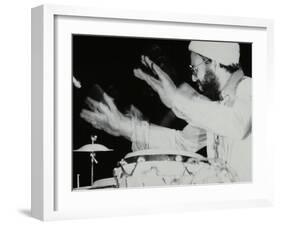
[91,177,117,189]
[124,149,206,161]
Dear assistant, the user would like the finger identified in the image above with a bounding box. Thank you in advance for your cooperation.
[80,109,105,121]
[80,109,106,128]
[156,70,174,86]
[142,56,163,75]
[134,69,162,92]
[103,93,118,112]
[85,97,100,111]
[80,110,95,125]
[133,68,148,81]
[87,99,110,115]
[81,109,118,135]
[133,68,160,85]
[141,55,156,69]
[141,55,159,77]
[97,102,113,117]
[86,96,115,115]
[80,109,97,123]
[141,55,151,68]
[142,55,173,84]
[135,72,161,94]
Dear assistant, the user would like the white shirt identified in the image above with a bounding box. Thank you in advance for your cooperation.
[131,72,252,182]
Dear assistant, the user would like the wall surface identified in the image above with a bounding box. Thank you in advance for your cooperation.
[0,0,280,225]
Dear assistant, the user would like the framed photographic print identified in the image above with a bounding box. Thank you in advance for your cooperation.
[31,4,274,221]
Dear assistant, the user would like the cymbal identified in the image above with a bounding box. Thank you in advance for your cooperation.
[73,144,113,152]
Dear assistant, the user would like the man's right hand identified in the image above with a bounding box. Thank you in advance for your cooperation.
[80,93,133,139]
[133,55,177,109]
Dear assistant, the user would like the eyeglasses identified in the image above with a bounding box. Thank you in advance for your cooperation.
[188,58,209,75]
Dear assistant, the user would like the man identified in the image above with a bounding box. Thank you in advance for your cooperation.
[81,41,252,182]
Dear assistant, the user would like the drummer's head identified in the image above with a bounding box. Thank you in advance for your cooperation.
[188,41,240,100]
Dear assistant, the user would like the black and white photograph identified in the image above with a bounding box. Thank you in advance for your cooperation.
[72,35,252,190]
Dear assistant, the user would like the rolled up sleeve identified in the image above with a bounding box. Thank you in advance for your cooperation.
[131,119,206,152]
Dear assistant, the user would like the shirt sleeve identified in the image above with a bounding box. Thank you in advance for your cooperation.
[171,78,252,140]
[130,118,206,152]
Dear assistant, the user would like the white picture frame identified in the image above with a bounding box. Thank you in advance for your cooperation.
[31,4,274,221]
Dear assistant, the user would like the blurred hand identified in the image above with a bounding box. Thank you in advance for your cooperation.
[133,55,177,109]
[80,93,132,139]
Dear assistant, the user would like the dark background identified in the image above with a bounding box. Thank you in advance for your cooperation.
[72,35,252,189]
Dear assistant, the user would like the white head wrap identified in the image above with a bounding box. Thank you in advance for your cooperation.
[188,41,240,66]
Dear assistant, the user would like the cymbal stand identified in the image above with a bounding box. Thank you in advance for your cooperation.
[90,135,98,186]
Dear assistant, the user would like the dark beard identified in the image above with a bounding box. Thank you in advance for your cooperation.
[199,69,222,101]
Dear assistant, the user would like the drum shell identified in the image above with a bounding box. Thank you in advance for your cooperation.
[114,149,237,188]
[114,160,194,188]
